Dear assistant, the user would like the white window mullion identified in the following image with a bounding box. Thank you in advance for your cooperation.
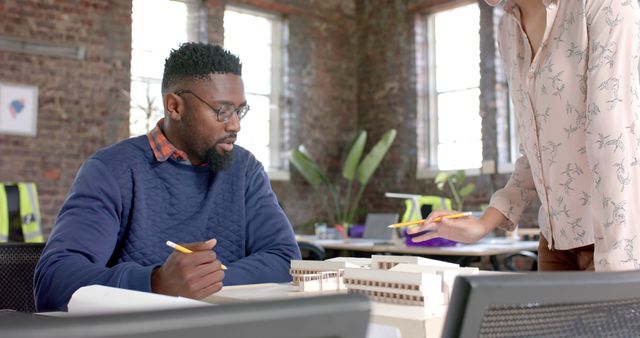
[426,14,439,169]
[269,17,283,174]
[130,0,201,137]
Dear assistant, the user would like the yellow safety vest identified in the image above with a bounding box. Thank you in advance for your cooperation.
[401,195,452,222]
[0,182,44,242]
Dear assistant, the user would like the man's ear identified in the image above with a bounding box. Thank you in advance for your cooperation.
[164,92,184,121]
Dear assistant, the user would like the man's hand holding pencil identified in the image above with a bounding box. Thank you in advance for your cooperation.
[151,238,225,300]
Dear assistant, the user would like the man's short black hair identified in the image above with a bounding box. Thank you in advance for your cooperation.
[162,42,242,93]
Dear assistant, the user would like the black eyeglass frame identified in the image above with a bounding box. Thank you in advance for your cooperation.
[174,89,250,123]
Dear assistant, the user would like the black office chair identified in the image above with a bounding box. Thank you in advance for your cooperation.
[502,250,538,271]
[0,242,45,312]
[297,241,325,261]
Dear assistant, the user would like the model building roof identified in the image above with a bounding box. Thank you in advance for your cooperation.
[290,260,359,270]
[371,255,459,268]
[326,257,372,267]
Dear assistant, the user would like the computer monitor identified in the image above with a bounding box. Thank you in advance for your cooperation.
[1,293,371,338]
[362,213,398,240]
[442,271,640,338]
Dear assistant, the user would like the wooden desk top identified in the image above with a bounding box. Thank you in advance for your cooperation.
[296,235,538,257]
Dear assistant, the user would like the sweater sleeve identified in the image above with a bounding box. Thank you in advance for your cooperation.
[34,158,155,312]
[222,160,301,285]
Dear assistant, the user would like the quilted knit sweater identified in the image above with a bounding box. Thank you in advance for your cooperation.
[34,136,300,311]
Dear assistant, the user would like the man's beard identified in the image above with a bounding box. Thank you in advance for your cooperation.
[205,147,233,174]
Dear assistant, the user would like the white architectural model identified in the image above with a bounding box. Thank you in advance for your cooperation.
[371,255,458,270]
[287,255,481,338]
[326,256,372,268]
[289,258,370,292]
[290,255,478,308]
[343,265,446,306]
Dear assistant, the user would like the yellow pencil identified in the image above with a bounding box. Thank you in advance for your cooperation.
[166,240,227,270]
[387,212,473,228]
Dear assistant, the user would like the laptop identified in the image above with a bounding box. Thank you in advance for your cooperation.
[341,213,399,245]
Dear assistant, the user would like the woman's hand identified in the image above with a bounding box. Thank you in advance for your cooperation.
[406,208,505,243]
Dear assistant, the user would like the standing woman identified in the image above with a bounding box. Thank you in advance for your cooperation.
[410,0,640,271]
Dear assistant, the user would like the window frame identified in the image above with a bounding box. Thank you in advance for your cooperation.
[497,96,519,173]
[416,1,483,179]
[224,5,289,180]
[129,0,205,137]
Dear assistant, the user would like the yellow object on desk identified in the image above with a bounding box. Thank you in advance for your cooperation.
[387,212,473,228]
[165,240,227,270]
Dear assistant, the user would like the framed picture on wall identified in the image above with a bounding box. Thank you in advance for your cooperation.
[0,82,38,136]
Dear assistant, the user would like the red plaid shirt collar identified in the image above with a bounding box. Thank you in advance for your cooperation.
[147,118,191,163]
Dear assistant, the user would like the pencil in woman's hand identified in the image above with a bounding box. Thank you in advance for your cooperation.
[387,212,473,228]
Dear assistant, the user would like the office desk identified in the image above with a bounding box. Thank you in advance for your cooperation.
[206,283,424,338]
[38,285,397,338]
[297,235,539,269]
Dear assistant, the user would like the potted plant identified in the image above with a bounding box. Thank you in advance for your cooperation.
[289,129,397,235]
[434,170,475,211]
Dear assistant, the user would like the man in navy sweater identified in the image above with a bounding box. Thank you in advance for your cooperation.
[34,43,301,311]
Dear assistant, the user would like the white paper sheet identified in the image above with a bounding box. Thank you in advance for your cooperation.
[67,285,210,315]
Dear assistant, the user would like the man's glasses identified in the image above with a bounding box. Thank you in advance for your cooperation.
[174,89,250,123]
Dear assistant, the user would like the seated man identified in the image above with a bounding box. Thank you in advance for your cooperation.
[35,43,301,311]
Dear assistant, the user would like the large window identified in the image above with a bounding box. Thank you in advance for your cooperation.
[224,6,287,178]
[417,3,482,176]
[129,0,202,136]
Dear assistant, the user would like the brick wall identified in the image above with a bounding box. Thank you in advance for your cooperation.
[0,0,132,236]
[354,0,421,218]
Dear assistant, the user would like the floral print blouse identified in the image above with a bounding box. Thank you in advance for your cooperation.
[489,0,640,270]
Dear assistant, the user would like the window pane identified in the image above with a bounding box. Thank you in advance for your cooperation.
[436,89,482,169]
[130,0,195,136]
[224,7,281,171]
[236,94,271,169]
[224,10,273,95]
[437,89,481,144]
[129,80,163,136]
[434,4,480,93]
[131,0,189,80]
[427,2,482,171]
[437,141,482,171]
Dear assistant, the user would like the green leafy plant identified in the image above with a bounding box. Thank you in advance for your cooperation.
[289,129,397,227]
[435,170,475,211]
